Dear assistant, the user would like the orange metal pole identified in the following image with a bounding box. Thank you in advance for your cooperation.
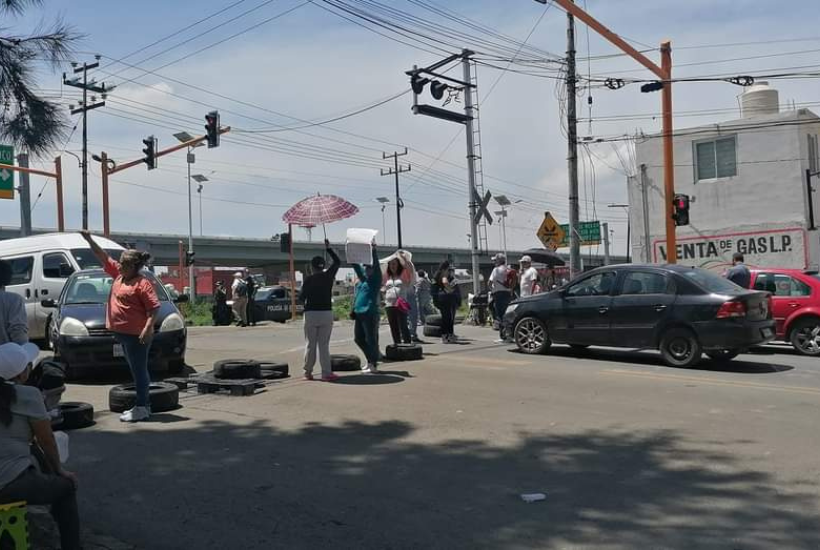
[0,163,57,178]
[289,224,297,321]
[108,127,231,175]
[101,152,110,237]
[54,156,65,232]
[661,41,676,264]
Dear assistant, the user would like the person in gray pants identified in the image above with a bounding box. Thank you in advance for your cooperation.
[299,241,341,381]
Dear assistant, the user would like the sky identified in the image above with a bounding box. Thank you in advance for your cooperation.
[3,0,820,258]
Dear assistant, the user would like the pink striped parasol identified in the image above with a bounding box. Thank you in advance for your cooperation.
[282,194,359,227]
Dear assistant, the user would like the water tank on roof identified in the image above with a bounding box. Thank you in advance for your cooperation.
[739,82,779,118]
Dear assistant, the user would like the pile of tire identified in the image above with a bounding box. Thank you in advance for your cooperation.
[385,343,423,362]
[423,314,443,338]
[212,359,289,379]
[109,382,180,413]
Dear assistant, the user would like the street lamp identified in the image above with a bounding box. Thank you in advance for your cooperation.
[608,203,631,263]
[375,197,390,245]
[174,131,204,300]
[493,195,521,258]
[192,174,209,237]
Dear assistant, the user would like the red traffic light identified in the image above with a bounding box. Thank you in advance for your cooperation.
[204,110,220,148]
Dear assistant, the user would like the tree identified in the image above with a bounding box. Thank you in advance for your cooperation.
[0,0,81,156]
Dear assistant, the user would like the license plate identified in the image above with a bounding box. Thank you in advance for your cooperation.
[113,344,125,358]
[762,328,773,338]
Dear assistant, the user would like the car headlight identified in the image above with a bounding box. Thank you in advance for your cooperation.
[159,313,185,333]
[59,317,89,337]
[505,304,519,315]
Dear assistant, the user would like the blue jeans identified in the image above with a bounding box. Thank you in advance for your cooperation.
[406,286,419,338]
[114,332,152,408]
[354,311,381,367]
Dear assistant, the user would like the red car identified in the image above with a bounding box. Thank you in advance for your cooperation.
[750,269,820,355]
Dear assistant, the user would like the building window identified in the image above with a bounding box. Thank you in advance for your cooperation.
[695,136,737,181]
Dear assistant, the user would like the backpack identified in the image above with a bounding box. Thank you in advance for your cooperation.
[235,281,248,297]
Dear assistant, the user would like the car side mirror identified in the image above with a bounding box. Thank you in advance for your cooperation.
[41,299,57,308]
[174,294,190,304]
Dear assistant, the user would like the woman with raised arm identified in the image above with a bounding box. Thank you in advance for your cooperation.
[81,231,160,422]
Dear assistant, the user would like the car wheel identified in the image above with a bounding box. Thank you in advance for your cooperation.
[514,317,551,355]
[789,318,820,356]
[53,402,95,430]
[660,328,702,368]
[109,382,180,413]
[706,349,740,362]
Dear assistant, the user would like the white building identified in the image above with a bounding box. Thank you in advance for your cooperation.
[629,83,820,272]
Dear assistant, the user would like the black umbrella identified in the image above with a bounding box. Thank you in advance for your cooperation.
[519,248,566,267]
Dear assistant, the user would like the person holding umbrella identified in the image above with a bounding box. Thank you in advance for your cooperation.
[299,240,341,381]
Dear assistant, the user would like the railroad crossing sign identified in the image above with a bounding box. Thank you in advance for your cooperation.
[536,212,565,250]
[473,190,493,226]
[0,145,14,200]
[559,220,601,247]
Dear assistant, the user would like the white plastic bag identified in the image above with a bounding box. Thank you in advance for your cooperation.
[53,431,70,463]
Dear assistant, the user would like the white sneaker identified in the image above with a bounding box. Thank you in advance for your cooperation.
[119,406,150,423]
[362,363,372,373]
[363,364,379,374]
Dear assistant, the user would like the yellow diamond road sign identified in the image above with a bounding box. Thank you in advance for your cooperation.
[537,212,565,250]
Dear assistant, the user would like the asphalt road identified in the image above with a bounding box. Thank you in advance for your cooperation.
[47,321,820,549]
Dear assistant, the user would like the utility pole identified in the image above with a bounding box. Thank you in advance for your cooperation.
[495,209,508,259]
[602,222,610,265]
[198,184,204,236]
[463,50,482,295]
[565,4,582,279]
[16,153,31,237]
[640,163,652,262]
[380,149,410,248]
[64,57,109,230]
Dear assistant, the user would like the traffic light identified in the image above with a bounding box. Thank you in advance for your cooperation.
[673,194,690,226]
[430,80,448,100]
[640,81,665,93]
[204,110,220,149]
[141,135,157,170]
[410,74,429,95]
[279,232,291,254]
[185,250,195,266]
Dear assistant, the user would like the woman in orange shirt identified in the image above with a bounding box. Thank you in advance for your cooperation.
[81,231,160,422]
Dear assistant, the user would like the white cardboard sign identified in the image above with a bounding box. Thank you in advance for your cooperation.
[346,228,379,265]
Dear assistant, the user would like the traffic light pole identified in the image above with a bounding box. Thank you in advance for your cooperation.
[535,0,677,263]
[99,126,230,238]
[187,148,195,301]
[0,157,65,232]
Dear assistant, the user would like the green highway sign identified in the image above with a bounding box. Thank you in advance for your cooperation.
[0,145,14,200]
[559,220,601,247]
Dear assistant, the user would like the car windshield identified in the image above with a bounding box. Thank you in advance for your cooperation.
[63,272,169,305]
[71,248,126,269]
[682,268,744,294]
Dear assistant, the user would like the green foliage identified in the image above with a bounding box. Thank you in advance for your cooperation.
[179,299,213,327]
[0,1,82,156]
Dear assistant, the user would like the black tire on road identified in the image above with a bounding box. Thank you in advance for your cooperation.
[789,317,820,356]
[213,359,261,379]
[660,328,703,368]
[385,344,423,362]
[423,325,443,338]
[109,382,180,413]
[425,314,443,327]
[54,402,95,430]
[706,349,740,362]
[514,317,551,355]
[331,354,361,372]
[257,361,289,377]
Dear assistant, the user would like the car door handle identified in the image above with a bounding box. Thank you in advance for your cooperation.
[788,302,800,308]
[598,306,609,314]
[41,289,49,296]
[654,304,667,312]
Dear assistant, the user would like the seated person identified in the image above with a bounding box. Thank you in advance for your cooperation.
[0,342,80,550]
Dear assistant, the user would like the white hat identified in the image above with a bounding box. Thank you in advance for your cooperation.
[520,255,532,263]
[0,342,40,382]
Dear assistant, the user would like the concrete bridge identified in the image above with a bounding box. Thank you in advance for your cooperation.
[0,227,624,275]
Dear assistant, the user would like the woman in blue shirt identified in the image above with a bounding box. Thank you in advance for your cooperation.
[352,245,382,374]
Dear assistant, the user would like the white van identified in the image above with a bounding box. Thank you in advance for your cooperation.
[0,233,124,342]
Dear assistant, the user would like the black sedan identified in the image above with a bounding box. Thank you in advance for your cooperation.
[43,269,188,378]
[503,264,776,367]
